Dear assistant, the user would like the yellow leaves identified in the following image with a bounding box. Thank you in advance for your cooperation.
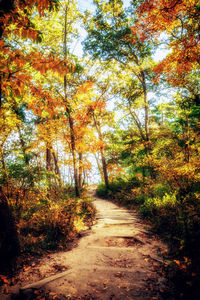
[41,110,50,118]
[74,81,94,102]
[74,217,87,233]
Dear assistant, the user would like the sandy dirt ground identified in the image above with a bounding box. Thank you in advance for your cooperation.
[2,191,170,300]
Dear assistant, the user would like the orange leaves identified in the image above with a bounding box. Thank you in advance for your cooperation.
[133,0,200,86]
[28,84,63,118]
[86,100,106,117]
[107,164,125,181]
[29,52,73,76]
[174,257,191,271]
[10,0,54,17]
[0,0,56,41]
[0,0,64,100]
[35,0,53,16]
[77,80,94,94]
[0,275,9,284]
[136,0,190,34]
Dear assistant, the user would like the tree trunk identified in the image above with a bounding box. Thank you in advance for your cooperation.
[185,114,190,163]
[93,114,109,188]
[141,71,149,143]
[100,148,109,189]
[52,151,62,185]
[64,4,79,197]
[52,151,60,175]
[94,153,104,182]
[78,152,83,189]
[46,147,52,171]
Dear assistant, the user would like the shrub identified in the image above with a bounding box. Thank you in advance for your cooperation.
[153,183,171,197]
[96,183,108,197]
[140,192,177,220]
[14,189,96,255]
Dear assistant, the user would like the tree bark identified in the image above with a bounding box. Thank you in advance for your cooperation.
[52,151,60,176]
[78,152,83,189]
[100,148,109,189]
[184,114,190,163]
[52,151,62,186]
[141,71,149,142]
[94,153,104,182]
[64,4,79,196]
[46,146,52,171]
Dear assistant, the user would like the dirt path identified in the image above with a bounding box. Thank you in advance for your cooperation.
[3,193,169,300]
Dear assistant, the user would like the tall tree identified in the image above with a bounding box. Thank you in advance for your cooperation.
[84,0,154,145]
[63,2,80,196]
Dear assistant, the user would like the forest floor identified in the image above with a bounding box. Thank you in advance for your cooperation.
[1,188,173,300]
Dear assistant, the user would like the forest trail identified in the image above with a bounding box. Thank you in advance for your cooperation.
[4,190,169,300]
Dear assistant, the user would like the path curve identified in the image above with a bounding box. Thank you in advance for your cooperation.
[8,193,168,299]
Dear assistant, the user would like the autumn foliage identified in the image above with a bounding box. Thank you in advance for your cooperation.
[131,0,200,87]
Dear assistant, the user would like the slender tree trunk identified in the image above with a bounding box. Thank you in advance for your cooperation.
[141,71,149,142]
[52,151,60,176]
[93,116,109,189]
[100,148,109,189]
[66,106,79,196]
[78,152,83,189]
[128,104,146,141]
[52,151,62,185]
[94,153,104,182]
[46,146,52,171]
[185,114,190,163]
[0,141,10,197]
[64,4,79,196]
[82,170,86,186]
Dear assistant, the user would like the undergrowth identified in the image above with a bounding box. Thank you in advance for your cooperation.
[8,186,96,256]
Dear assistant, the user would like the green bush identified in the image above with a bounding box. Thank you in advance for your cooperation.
[140,192,177,223]
[96,183,108,197]
[97,177,140,199]
[153,183,171,197]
